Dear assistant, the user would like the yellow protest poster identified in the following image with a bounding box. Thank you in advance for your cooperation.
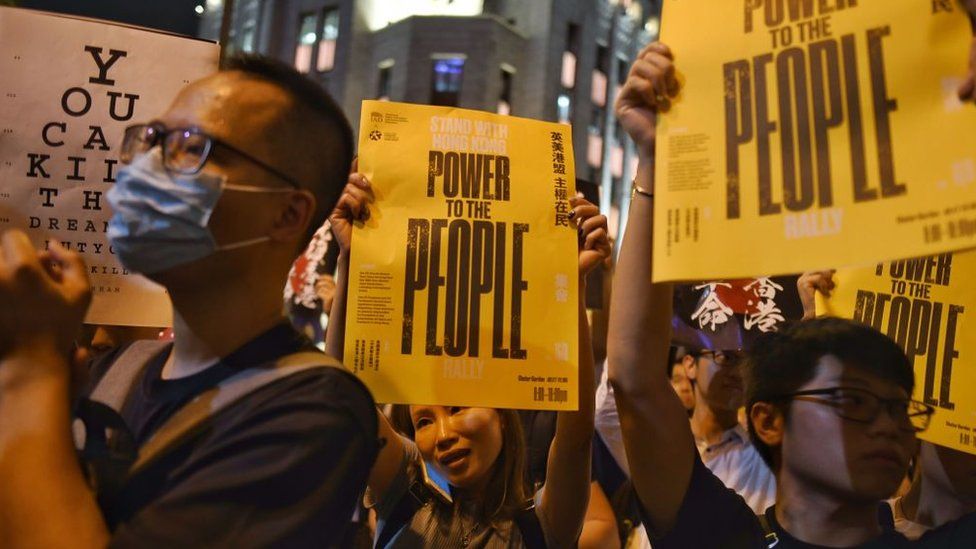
[347,100,579,410]
[653,0,976,281]
[817,251,976,455]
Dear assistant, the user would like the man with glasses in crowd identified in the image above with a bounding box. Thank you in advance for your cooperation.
[799,270,976,541]
[0,55,378,546]
[685,347,776,515]
[597,343,776,516]
[607,41,973,548]
[668,346,696,415]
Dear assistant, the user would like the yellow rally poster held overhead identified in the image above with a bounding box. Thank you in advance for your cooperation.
[654,0,976,281]
[817,251,976,455]
[348,100,579,410]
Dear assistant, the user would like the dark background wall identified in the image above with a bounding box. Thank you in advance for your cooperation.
[16,0,204,36]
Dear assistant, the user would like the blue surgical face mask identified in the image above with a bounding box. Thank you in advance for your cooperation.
[107,149,292,275]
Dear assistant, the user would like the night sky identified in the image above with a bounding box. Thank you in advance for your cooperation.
[16,0,206,36]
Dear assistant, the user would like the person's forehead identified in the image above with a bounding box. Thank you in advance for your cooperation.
[158,72,292,142]
[806,354,909,398]
[410,404,438,416]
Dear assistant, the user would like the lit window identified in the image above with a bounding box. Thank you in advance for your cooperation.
[611,144,624,178]
[561,52,577,89]
[232,0,260,54]
[241,28,255,53]
[377,60,393,100]
[317,8,339,72]
[498,67,514,115]
[430,56,465,106]
[295,13,317,73]
[587,132,603,168]
[593,43,608,107]
[557,94,572,124]
[592,70,607,107]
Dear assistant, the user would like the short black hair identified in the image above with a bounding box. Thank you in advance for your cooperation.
[222,54,354,245]
[666,345,689,378]
[745,317,914,467]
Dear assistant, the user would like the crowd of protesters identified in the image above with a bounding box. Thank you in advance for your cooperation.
[0,4,975,548]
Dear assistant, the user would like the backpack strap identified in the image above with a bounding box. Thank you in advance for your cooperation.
[88,340,173,411]
[758,510,780,548]
[514,501,547,549]
[126,351,344,478]
[374,477,430,548]
[877,500,896,531]
[76,340,172,495]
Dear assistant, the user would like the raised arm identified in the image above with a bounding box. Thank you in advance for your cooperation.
[538,198,610,548]
[0,231,108,547]
[797,270,835,320]
[605,42,695,535]
[321,174,407,503]
[323,250,350,361]
[324,172,372,361]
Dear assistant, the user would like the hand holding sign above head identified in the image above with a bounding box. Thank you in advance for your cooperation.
[797,270,836,320]
[0,230,91,369]
[614,42,680,158]
[570,197,611,278]
[324,171,373,361]
[329,172,375,255]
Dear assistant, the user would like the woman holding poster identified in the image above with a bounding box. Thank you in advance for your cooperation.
[325,172,610,548]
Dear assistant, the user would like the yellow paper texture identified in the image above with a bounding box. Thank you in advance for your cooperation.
[817,250,976,455]
[348,101,579,410]
[654,0,976,281]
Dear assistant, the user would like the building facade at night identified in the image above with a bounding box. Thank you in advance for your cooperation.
[203,0,662,235]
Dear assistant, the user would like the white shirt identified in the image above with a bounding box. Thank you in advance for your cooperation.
[595,366,777,517]
[695,424,777,515]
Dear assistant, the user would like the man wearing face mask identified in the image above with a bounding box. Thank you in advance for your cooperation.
[0,55,378,547]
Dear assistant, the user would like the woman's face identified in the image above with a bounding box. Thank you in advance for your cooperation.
[409,406,505,493]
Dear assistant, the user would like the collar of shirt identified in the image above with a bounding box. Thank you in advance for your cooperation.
[144,320,314,402]
[696,424,749,457]
[763,505,907,548]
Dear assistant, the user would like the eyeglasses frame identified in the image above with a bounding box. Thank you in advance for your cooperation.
[769,386,935,433]
[122,123,303,189]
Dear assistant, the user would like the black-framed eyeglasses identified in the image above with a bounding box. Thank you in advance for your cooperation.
[774,387,935,433]
[695,350,743,367]
[120,123,302,188]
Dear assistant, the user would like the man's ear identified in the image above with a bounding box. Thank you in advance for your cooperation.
[270,189,317,242]
[750,401,785,451]
[683,354,697,380]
